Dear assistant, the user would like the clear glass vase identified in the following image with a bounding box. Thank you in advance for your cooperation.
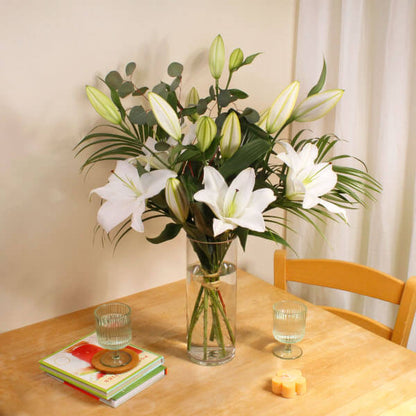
[186,237,237,366]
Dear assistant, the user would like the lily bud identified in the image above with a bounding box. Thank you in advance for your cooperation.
[148,92,182,141]
[220,111,241,159]
[256,108,270,131]
[86,86,122,125]
[292,89,344,122]
[229,48,244,72]
[165,178,189,223]
[209,34,225,80]
[196,116,217,152]
[185,87,200,122]
[266,81,300,134]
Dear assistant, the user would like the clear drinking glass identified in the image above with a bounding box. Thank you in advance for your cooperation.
[94,302,132,368]
[273,300,307,360]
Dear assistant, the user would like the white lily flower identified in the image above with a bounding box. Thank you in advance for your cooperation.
[194,167,276,237]
[148,92,182,141]
[91,160,177,233]
[277,143,347,221]
[266,81,299,134]
[292,89,344,122]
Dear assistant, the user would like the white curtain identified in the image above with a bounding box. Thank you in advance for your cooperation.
[288,0,416,350]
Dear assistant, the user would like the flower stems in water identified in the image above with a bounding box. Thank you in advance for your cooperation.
[187,281,235,358]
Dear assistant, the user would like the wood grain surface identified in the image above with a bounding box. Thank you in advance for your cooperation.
[1,270,416,416]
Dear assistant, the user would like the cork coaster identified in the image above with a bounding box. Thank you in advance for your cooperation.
[91,348,139,374]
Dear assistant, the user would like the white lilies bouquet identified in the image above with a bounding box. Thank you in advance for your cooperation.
[76,35,380,361]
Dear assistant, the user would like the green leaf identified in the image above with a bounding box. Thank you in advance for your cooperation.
[129,106,147,124]
[152,82,169,99]
[170,76,181,91]
[308,59,327,97]
[125,62,136,76]
[118,81,135,98]
[105,71,123,90]
[176,146,203,163]
[132,86,149,96]
[219,139,271,179]
[242,107,260,123]
[167,62,184,77]
[243,52,261,65]
[110,89,126,120]
[229,89,248,99]
[180,106,198,117]
[146,111,157,125]
[236,228,248,251]
[146,223,182,244]
[155,141,170,151]
[218,90,234,107]
[248,229,290,248]
[197,98,209,115]
[209,85,215,100]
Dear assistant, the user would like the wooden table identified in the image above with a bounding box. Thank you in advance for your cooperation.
[2,270,416,415]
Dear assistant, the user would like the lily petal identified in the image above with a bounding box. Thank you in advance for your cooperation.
[140,169,177,198]
[213,218,236,237]
[223,168,254,217]
[248,188,276,212]
[318,199,348,223]
[231,208,267,232]
[97,199,139,233]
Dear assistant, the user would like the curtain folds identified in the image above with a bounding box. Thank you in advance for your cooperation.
[289,0,416,350]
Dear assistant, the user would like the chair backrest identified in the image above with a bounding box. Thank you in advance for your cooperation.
[274,249,416,347]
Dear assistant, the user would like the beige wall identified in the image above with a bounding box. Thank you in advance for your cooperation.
[0,0,297,332]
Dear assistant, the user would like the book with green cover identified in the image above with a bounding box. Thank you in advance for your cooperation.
[39,333,164,400]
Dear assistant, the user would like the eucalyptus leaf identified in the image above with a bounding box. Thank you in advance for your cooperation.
[152,82,169,99]
[146,111,157,125]
[118,81,135,98]
[105,71,123,90]
[218,90,233,107]
[170,76,181,91]
[242,107,260,123]
[125,62,136,76]
[129,106,147,124]
[167,62,184,77]
[197,98,208,115]
[209,85,215,100]
[155,141,170,151]
[229,89,248,99]
[132,86,149,96]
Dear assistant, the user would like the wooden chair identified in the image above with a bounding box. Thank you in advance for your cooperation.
[274,249,416,347]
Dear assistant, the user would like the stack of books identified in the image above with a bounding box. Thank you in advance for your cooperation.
[39,333,166,408]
